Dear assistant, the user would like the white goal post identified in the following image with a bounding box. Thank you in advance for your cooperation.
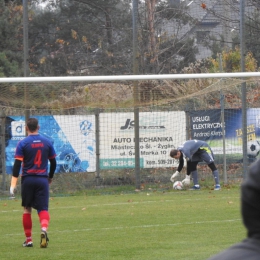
[0,72,259,83]
[0,72,259,190]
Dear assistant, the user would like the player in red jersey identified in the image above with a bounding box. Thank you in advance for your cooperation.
[10,118,56,248]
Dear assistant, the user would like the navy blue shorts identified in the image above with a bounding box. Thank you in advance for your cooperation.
[21,176,49,211]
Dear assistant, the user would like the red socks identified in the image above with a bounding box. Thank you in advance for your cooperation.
[23,213,32,243]
[23,210,50,242]
[38,210,50,232]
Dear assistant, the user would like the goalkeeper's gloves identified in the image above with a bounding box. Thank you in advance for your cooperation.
[182,175,190,186]
[10,176,18,197]
[170,171,179,182]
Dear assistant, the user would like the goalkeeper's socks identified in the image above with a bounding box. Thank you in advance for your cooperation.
[213,170,220,184]
[191,170,199,184]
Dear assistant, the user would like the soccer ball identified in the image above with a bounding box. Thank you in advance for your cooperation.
[173,181,183,190]
[247,140,260,158]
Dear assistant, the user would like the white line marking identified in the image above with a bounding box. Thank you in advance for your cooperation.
[3,218,242,237]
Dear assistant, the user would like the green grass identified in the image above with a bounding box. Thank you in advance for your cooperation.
[0,186,246,260]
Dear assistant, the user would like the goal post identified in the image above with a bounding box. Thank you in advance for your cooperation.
[0,72,259,194]
[0,72,260,82]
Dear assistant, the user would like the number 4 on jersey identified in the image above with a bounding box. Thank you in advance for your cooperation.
[34,150,42,167]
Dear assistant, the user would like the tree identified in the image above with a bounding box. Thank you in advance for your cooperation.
[0,52,20,77]
[207,6,260,72]
[197,1,260,71]
[137,0,198,74]
[244,10,260,68]
[28,0,132,76]
[209,47,257,73]
[26,0,198,76]
[0,0,23,77]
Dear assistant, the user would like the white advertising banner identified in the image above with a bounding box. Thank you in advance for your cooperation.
[99,111,186,169]
[54,115,96,172]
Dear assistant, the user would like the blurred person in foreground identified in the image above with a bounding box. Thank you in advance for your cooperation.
[207,158,260,259]
[10,118,56,248]
[169,139,220,190]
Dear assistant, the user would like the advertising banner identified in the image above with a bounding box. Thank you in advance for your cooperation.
[5,115,96,174]
[99,111,186,169]
[189,109,260,160]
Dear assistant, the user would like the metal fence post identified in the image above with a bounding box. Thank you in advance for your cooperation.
[218,54,227,184]
[240,0,248,178]
[132,0,140,189]
[95,108,100,186]
[0,109,6,191]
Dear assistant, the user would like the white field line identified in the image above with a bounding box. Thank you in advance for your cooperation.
[3,218,242,237]
[1,197,241,236]
[0,196,240,213]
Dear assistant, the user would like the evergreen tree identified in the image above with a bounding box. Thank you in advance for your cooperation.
[28,0,132,76]
[0,0,23,77]
[28,0,198,76]
[244,11,260,68]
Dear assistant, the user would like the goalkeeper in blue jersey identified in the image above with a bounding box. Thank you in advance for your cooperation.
[169,139,220,190]
[10,118,56,248]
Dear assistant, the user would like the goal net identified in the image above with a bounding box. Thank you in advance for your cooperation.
[0,73,260,195]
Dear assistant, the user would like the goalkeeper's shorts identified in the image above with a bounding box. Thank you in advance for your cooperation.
[191,146,214,164]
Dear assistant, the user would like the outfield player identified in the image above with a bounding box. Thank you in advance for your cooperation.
[207,158,260,259]
[10,118,56,248]
[169,139,220,190]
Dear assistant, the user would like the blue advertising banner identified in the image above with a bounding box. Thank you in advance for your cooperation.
[5,109,260,172]
[5,115,96,174]
[190,109,242,141]
[189,109,260,161]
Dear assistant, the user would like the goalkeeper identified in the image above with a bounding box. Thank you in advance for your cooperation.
[169,139,220,190]
[9,118,56,248]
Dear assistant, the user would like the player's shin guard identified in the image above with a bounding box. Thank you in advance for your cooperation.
[191,170,199,185]
[23,213,32,242]
[212,170,220,185]
[38,210,50,232]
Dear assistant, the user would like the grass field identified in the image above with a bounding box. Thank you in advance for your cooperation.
[0,186,246,260]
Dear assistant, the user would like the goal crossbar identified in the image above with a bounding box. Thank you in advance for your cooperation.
[0,72,259,83]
